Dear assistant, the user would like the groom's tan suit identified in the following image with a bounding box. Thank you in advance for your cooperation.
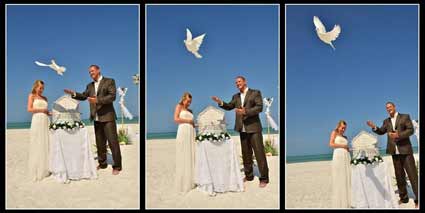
[72,76,122,170]
[372,113,417,204]
[219,88,269,183]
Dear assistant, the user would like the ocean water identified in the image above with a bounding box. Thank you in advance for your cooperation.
[7,116,139,129]
[147,128,279,140]
[286,146,419,164]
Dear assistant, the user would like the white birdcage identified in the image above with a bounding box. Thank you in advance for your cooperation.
[352,130,379,159]
[52,95,81,123]
[197,106,227,134]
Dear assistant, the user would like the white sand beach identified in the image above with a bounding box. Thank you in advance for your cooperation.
[285,153,419,209]
[6,124,140,209]
[146,134,280,209]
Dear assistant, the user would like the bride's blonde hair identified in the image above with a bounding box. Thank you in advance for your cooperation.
[335,120,347,134]
[31,80,44,94]
[179,92,192,105]
[179,92,192,113]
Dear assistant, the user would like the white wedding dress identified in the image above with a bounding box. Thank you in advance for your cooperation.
[175,110,196,193]
[331,135,351,208]
[29,99,51,181]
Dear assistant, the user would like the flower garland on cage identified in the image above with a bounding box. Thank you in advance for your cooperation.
[351,155,383,165]
[49,121,85,131]
[195,132,231,143]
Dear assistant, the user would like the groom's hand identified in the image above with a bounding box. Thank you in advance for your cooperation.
[366,120,376,129]
[211,96,222,105]
[64,89,75,95]
[389,132,399,140]
[88,96,97,104]
[235,107,246,115]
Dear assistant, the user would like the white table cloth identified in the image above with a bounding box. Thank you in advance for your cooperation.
[49,128,97,183]
[351,162,398,208]
[195,138,244,195]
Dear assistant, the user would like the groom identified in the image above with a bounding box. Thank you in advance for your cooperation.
[212,76,269,188]
[64,64,122,175]
[367,102,418,208]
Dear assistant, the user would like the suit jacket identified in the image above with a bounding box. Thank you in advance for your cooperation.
[73,77,117,122]
[219,88,263,133]
[373,113,414,155]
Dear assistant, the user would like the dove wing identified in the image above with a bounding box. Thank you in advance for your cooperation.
[117,87,124,96]
[192,33,206,51]
[186,28,192,41]
[313,16,326,33]
[120,104,133,120]
[51,60,61,69]
[35,61,49,66]
[132,75,139,84]
[321,25,341,42]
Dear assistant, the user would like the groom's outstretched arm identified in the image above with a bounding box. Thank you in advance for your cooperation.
[220,95,237,111]
[73,84,90,101]
[97,79,116,105]
[372,120,388,135]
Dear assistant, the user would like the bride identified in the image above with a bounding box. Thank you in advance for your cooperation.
[173,92,196,193]
[328,120,351,208]
[27,80,52,181]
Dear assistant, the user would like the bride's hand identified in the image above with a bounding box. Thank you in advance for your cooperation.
[188,120,195,127]
[345,146,351,152]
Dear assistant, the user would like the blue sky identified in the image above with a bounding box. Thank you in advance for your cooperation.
[146,5,279,133]
[286,5,419,156]
[6,5,139,123]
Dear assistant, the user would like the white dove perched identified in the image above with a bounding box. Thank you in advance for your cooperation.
[313,16,341,50]
[117,87,133,120]
[184,28,206,58]
[263,97,278,131]
[35,59,66,75]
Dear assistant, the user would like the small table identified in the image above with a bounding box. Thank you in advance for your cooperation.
[49,128,97,183]
[351,162,398,208]
[195,138,244,195]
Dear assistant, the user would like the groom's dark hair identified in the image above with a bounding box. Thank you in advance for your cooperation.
[89,64,100,70]
[235,75,246,81]
[386,101,396,107]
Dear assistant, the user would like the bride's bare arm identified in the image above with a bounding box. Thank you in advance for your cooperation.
[27,94,47,114]
[173,104,192,124]
[329,130,348,149]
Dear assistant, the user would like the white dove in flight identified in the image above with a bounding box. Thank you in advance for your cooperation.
[184,28,206,58]
[412,120,419,142]
[35,59,66,75]
[313,16,341,50]
[132,74,139,85]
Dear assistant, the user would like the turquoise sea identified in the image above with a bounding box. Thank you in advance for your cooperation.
[147,128,279,140]
[7,116,139,129]
[286,146,419,164]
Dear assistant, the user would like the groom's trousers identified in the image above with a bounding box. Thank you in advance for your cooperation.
[240,132,269,183]
[392,154,418,204]
[94,120,122,171]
